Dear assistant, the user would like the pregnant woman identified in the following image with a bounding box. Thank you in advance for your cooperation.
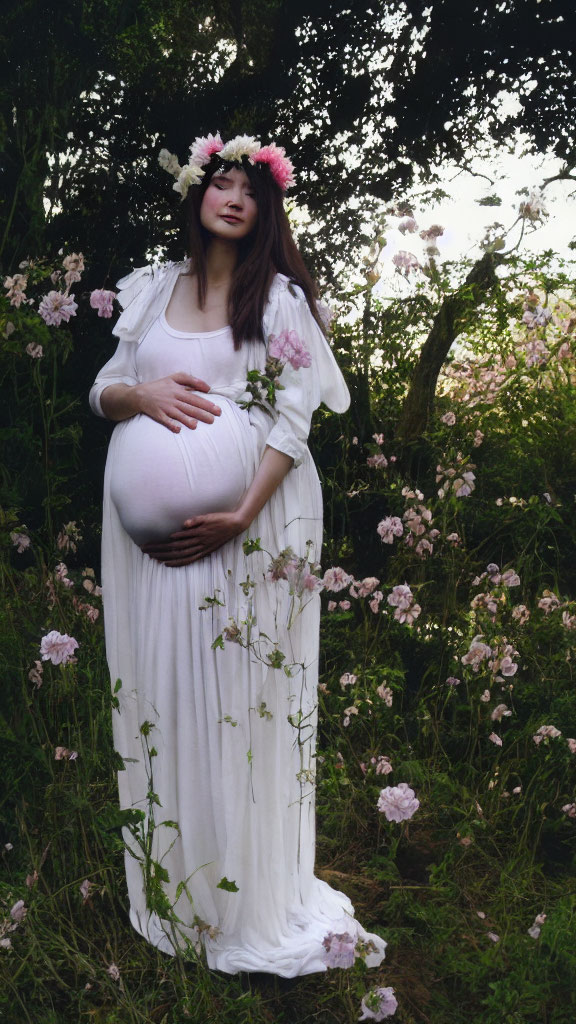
[90,133,387,976]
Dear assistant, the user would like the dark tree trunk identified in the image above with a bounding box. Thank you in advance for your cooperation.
[396,251,504,442]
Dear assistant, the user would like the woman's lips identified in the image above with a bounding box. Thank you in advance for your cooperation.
[220,214,243,223]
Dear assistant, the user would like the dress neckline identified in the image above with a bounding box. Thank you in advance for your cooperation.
[159,310,231,339]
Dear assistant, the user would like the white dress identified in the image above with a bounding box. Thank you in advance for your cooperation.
[90,261,387,976]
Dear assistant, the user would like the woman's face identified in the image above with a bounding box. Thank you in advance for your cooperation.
[199,167,258,240]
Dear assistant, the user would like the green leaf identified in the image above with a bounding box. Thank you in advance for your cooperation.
[217,876,239,893]
[242,536,262,555]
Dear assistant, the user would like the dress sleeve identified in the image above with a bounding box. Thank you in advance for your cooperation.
[263,279,350,467]
[88,266,154,417]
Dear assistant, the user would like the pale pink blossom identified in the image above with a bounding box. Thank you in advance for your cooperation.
[377,783,419,822]
[340,673,357,689]
[57,521,81,553]
[369,595,382,613]
[461,636,492,671]
[499,656,518,677]
[522,306,551,330]
[454,471,476,498]
[470,593,499,618]
[10,900,27,924]
[343,706,358,727]
[562,610,576,630]
[339,600,351,611]
[562,802,576,818]
[106,963,121,982]
[39,630,79,666]
[446,532,460,544]
[327,601,337,612]
[89,289,116,318]
[374,755,393,775]
[420,223,444,241]
[356,577,380,598]
[511,604,530,624]
[377,516,403,543]
[55,562,74,588]
[480,689,491,702]
[38,290,78,326]
[491,703,512,722]
[487,931,500,943]
[398,216,417,234]
[322,930,356,969]
[533,725,562,745]
[323,567,353,592]
[268,329,311,370]
[538,590,561,613]
[376,684,393,706]
[80,879,94,903]
[367,453,388,469]
[387,584,413,612]
[54,746,78,761]
[446,676,460,686]
[489,732,503,747]
[557,341,572,359]
[392,250,420,275]
[4,273,28,306]
[26,342,43,358]
[28,660,43,687]
[415,537,433,558]
[519,190,547,222]
[473,429,484,447]
[372,433,385,445]
[500,569,520,587]
[440,411,456,426]
[527,912,546,939]
[10,531,30,553]
[567,738,576,754]
[62,252,85,277]
[359,986,398,1021]
[512,786,522,794]
[524,338,548,367]
[395,602,421,626]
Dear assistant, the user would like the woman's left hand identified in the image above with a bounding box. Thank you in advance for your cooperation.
[141,511,247,567]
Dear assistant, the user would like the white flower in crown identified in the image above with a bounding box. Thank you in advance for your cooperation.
[219,135,261,163]
[158,149,182,177]
[173,163,204,196]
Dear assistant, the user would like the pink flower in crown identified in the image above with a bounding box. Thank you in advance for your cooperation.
[90,289,116,318]
[189,132,224,166]
[251,144,295,190]
[268,329,311,370]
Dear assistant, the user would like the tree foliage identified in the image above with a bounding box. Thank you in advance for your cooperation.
[1,0,574,280]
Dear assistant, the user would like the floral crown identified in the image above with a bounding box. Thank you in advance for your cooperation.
[158,132,295,198]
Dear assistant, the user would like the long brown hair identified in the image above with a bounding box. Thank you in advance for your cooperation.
[184,157,322,349]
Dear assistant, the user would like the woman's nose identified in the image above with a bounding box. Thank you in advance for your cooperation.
[226,189,244,208]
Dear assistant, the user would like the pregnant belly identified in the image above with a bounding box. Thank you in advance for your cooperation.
[109,406,250,545]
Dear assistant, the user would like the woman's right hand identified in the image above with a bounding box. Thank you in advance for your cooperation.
[100,373,221,432]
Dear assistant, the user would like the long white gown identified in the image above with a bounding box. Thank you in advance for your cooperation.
[90,261,387,976]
